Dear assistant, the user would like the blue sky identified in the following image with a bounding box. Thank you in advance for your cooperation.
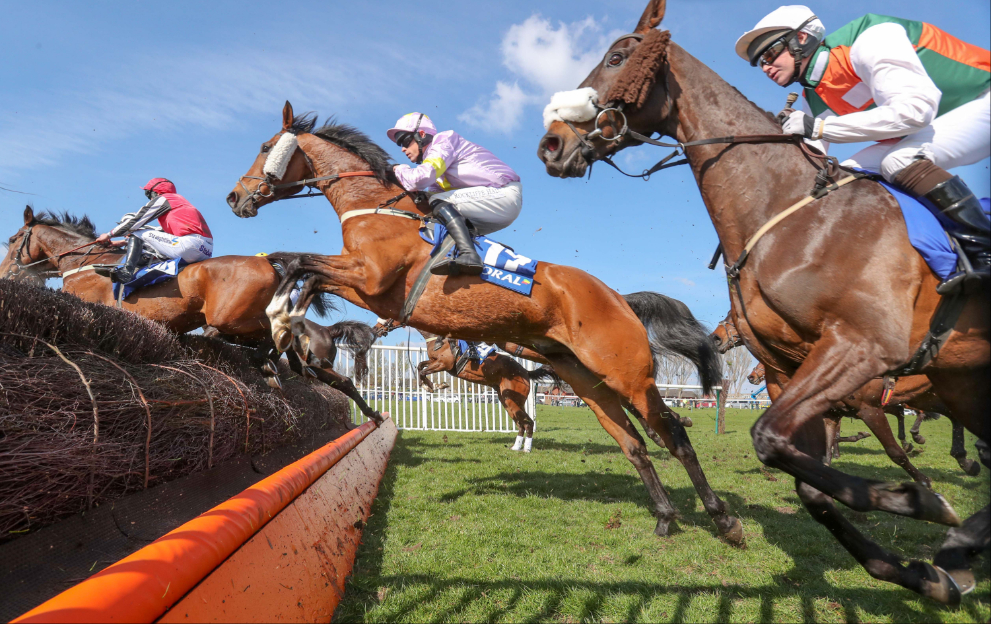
[2,0,988,371]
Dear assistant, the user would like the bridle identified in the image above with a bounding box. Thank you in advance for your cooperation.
[561,31,840,182]
[4,224,101,280]
[715,318,742,348]
[235,131,384,212]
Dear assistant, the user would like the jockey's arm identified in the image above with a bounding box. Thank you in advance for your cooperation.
[817,22,941,144]
[108,196,172,237]
[801,97,831,155]
[393,133,456,191]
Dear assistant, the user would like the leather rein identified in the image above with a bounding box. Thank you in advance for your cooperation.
[4,224,105,279]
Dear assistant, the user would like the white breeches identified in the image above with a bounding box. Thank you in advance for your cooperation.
[431,181,522,236]
[135,230,214,263]
[843,90,991,182]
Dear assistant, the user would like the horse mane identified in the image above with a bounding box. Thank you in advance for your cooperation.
[291,113,398,185]
[34,211,98,239]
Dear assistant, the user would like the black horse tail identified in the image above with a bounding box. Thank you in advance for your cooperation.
[622,291,723,396]
[325,320,376,381]
[527,364,562,385]
[263,251,339,319]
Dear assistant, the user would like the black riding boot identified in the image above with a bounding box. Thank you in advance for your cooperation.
[108,236,144,284]
[893,160,990,295]
[430,202,483,276]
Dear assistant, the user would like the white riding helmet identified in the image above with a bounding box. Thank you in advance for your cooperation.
[735,5,825,65]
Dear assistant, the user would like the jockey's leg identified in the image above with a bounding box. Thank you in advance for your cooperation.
[428,182,522,276]
[174,233,213,263]
[846,91,991,294]
[429,201,484,276]
[104,235,144,284]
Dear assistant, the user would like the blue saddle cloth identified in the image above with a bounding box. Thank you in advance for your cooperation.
[456,340,498,362]
[855,169,990,280]
[421,224,538,296]
[112,258,188,301]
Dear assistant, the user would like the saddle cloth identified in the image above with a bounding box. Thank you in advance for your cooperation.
[855,169,990,281]
[112,257,188,301]
[454,340,498,374]
[421,224,538,295]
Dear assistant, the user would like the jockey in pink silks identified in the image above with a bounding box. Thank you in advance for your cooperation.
[94,178,214,283]
[387,113,522,276]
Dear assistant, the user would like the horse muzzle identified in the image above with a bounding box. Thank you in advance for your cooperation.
[538,131,588,179]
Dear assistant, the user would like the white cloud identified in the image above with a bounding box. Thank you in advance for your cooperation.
[460,14,620,134]
[0,49,398,175]
[457,81,531,134]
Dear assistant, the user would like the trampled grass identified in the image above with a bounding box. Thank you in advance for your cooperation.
[336,406,990,623]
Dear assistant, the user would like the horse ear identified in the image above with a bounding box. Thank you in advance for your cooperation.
[633,0,666,34]
[282,101,294,132]
[23,205,34,225]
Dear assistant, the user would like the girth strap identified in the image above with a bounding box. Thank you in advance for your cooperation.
[399,236,456,325]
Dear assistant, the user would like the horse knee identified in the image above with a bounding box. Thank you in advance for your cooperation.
[751,419,789,465]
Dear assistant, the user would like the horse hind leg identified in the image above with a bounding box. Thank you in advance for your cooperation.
[910,411,928,445]
[497,374,533,452]
[546,353,679,536]
[949,420,981,476]
[637,399,744,545]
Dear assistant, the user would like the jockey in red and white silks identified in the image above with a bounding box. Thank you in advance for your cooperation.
[388,113,522,276]
[95,178,214,283]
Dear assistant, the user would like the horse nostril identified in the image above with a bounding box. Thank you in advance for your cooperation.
[539,135,563,163]
[545,136,560,152]
[226,192,238,209]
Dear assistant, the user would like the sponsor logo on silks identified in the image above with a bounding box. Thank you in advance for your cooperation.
[481,266,534,296]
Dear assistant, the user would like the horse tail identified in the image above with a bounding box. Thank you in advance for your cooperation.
[263,251,339,318]
[622,291,723,396]
[325,320,376,381]
[527,365,562,384]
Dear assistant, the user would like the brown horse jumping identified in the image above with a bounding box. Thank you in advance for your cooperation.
[228,105,743,543]
[537,0,988,602]
[0,207,357,395]
[375,323,559,451]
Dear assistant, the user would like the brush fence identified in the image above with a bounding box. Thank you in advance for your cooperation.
[337,344,538,432]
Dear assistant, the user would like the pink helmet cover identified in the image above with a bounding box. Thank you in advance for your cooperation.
[386,113,438,143]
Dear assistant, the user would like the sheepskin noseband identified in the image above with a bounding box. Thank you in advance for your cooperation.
[542,87,599,130]
[263,132,299,180]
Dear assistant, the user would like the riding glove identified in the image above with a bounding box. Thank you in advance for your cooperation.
[783,110,825,141]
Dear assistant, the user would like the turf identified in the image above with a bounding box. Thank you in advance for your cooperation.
[335,406,989,623]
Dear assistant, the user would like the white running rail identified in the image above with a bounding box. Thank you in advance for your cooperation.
[333,344,538,432]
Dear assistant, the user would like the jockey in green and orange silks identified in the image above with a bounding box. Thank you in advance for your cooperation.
[736,6,990,293]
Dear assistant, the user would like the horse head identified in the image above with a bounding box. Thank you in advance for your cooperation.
[710,314,742,354]
[747,362,765,385]
[1,206,53,284]
[228,101,316,218]
[538,0,679,178]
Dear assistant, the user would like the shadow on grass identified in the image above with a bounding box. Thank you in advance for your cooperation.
[340,431,989,623]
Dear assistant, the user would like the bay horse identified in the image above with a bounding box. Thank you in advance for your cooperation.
[374,322,559,452]
[0,207,383,414]
[227,104,743,543]
[536,0,988,602]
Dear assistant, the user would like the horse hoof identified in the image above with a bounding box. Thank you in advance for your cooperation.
[654,516,677,537]
[265,375,283,390]
[681,417,693,428]
[913,434,927,445]
[918,563,962,605]
[932,493,962,527]
[273,329,292,352]
[959,459,981,477]
[903,442,914,453]
[720,516,745,546]
[261,361,278,375]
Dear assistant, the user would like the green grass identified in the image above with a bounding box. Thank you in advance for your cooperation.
[336,406,989,623]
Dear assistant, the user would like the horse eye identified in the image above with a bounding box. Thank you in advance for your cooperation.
[261,144,271,153]
[607,53,624,67]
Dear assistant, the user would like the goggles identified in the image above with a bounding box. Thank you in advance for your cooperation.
[394,131,416,148]
[757,38,789,67]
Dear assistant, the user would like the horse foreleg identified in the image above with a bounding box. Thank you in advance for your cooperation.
[891,405,913,452]
[933,504,990,597]
[910,411,928,445]
[308,366,382,424]
[823,413,841,464]
[417,360,440,393]
[949,420,981,477]
[751,334,960,527]
[858,405,932,488]
[493,366,534,452]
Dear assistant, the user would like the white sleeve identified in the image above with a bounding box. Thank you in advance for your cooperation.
[820,22,941,144]
[801,97,831,155]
